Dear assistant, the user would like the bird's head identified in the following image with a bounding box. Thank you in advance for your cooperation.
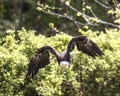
[60,61,69,68]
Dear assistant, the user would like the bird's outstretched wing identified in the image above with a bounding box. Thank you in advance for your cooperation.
[67,36,104,58]
[26,46,58,78]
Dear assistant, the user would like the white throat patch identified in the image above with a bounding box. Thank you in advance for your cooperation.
[60,61,69,68]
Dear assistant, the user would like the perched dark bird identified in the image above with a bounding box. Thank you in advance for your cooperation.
[26,36,104,78]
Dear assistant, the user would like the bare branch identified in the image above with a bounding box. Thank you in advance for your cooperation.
[99,20,120,28]
[63,1,120,28]
[42,10,86,26]
[37,0,120,28]
[94,0,110,9]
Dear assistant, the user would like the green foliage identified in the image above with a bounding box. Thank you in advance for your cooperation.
[0,28,120,96]
[108,6,120,24]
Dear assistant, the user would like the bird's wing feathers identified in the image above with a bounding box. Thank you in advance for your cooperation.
[26,55,39,78]
[69,36,104,58]
[26,46,56,78]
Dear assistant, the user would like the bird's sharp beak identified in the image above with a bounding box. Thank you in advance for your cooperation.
[60,61,69,68]
[61,64,67,68]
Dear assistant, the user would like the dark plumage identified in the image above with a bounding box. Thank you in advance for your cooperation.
[26,36,104,78]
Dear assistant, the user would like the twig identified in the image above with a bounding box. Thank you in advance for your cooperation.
[42,10,86,26]
[94,0,110,9]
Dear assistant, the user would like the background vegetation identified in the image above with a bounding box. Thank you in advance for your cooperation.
[0,28,120,96]
[0,0,120,96]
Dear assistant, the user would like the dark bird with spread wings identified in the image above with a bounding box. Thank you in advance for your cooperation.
[26,36,104,78]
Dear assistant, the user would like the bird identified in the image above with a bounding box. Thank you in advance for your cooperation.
[26,35,104,78]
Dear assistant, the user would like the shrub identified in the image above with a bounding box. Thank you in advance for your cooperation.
[0,28,120,96]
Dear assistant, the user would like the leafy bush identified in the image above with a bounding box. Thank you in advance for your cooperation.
[0,28,120,96]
